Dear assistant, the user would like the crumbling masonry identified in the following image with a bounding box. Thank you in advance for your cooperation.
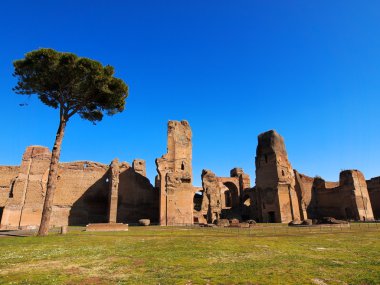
[155,121,194,226]
[0,121,378,229]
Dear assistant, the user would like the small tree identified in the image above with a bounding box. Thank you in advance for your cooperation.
[13,48,128,236]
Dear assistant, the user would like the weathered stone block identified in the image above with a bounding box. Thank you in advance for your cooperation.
[139,219,150,226]
[215,219,229,227]
[86,223,129,231]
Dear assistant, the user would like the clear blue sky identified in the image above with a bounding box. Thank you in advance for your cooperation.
[1,1,379,186]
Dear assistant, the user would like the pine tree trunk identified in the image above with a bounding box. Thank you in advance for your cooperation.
[38,118,66,236]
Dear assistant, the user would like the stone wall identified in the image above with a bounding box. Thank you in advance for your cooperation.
[55,160,110,227]
[255,130,301,223]
[156,120,195,225]
[339,170,374,221]
[117,162,158,224]
[194,168,252,223]
[1,146,51,229]
[0,166,20,206]
[1,146,158,229]
[293,171,314,220]
[201,169,222,223]
[1,122,379,228]
[0,165,20,224]
[133,159,146,177]
[295,170,374,221]
[367,176,380,219]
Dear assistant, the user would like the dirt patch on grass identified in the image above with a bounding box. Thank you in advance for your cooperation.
[132,258,145,266]
[312,278,328,285]
[66,277,106,285]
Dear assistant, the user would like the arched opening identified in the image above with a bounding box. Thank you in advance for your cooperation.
[193,191,203,211]
[223,182,239,208]
[193,191,205,224]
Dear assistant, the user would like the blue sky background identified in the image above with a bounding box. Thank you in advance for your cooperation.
[0,1,379,186]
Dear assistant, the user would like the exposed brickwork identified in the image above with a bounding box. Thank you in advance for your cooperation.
[108,158,119,223]
[156,120,195,225]
[0,123,378,229]
[294,170,374,221]
[255,130,301,223]
[0,147,158,229]
[367,177,380,219]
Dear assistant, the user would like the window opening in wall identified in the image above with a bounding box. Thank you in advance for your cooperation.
[84,163,88,168]
[282,170,285,176]
[181,161,185,171]
[193,191,203,211]
[0,207,3,223]
[106,178,109,183]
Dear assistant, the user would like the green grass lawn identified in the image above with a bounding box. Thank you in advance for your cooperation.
[0,224,379,285]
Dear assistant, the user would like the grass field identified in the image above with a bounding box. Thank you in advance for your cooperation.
[0,224,379,285]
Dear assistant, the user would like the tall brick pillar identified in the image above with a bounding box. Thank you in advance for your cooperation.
[156,120,194,226]
[255,130,301,223]
[108,158,119,223]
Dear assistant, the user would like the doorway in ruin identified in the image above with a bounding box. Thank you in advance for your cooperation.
[223,182,239,208]
[193,191,203,212]
[221,182,240,220]
[193,191,206,224]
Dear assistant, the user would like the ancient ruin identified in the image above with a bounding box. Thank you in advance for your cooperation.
[294,170,374,221]
[0,120,378,229]
[201,169,223,223]
[108,158,120,223]
[0,146,158,229]
[255,130,301,223]
[155,120,194,226]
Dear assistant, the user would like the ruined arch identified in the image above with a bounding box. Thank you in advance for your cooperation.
[223,182,239,208]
